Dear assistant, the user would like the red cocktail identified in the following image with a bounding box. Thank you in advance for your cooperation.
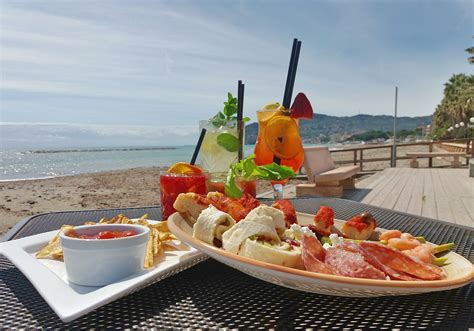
[160,172,208,219]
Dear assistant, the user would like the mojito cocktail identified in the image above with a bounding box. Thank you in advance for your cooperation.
[199,120,239,174]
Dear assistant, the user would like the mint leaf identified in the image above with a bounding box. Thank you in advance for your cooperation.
[259,163,295,179]
[223,95,237,118]
[242,117,251,122]
[210,112,226,128]
[225,171,243,198]
[217,133,239,152]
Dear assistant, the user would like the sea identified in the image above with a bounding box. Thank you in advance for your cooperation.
[1,144,344,182]
[0,145,258,181]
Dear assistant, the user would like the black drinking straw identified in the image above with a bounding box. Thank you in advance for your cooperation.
[237,80,245,161]
[190,128,206,165]
[282,38,298,109]
[274,38,302,164]
[287,40,302,108]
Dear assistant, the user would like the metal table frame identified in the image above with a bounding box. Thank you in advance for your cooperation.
[1,198,473,329]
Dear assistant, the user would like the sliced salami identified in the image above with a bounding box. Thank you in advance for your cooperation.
[360,242,443,280]
[353,244,420,281]
[325,244,386,280]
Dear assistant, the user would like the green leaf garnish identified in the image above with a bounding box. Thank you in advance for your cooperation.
[217,133,239,152]
[210,92,247,128]
[224,155,296,198]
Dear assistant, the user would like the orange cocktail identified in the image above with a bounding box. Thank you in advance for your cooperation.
[254,107,304,176]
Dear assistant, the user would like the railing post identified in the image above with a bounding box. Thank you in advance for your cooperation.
[360,149,364,171]
[390,145,397,167]
[353,150,357,165]
[469,139,473,165]
[428,142,433,168]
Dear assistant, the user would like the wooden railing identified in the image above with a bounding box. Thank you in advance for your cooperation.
[328,138,473,171]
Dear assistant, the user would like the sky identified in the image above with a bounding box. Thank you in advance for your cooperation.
[0,0,472,148]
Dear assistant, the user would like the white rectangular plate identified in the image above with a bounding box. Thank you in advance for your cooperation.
[0,221,205,322]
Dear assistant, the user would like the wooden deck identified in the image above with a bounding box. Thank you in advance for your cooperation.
[259,168,474,227]
[349,168,473,227]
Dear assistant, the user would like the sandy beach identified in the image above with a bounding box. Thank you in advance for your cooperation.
[0,167,291,235]
[0,144,457,236]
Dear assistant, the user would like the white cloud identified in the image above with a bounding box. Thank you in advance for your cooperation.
[0,0,471,132]
[0,122,199,149]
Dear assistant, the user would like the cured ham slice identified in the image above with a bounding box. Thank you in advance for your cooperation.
[301,234,336,275]
[325,244,386,280]
[360,242,443,280]
[302,248,337,275]
[302,233,326,261]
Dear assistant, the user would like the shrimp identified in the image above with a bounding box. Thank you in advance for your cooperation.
[404,244,434,264]
[400,232,415,240]
[379,229,402,241]
[387,237,421,251]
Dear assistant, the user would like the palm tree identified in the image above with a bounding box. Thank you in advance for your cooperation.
[466,46,474,64]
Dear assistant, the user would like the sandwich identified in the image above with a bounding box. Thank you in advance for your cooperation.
[193,205,236,247]
[245,205,286,237]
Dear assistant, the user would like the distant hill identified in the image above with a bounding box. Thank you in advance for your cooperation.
[244,113,432,144]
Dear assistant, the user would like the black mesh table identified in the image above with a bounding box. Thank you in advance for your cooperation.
[1,198,473,329]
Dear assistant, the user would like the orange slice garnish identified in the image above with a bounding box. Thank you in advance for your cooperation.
[167,162,203,175]
[264,115,302,159]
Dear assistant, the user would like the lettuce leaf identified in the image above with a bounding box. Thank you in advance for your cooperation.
[224,155,296,198]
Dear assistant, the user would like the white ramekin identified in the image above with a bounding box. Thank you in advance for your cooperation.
[59,224,150,286]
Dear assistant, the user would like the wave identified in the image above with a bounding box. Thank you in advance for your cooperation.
[24,146,177,154]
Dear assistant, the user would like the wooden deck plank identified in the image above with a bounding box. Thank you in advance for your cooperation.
[447,169,472,197]
[435,196,455,223]
[461,197,474,220]
[431,169,447,197]
[421,195,438,219]
[431,169,455,222]
[406,169,424,216]
[362,168,402,205]
[450,198,474,227]
[394,169,418,213]
[422,169,434,196]
[421,170,437,219]
[379,168,411,210]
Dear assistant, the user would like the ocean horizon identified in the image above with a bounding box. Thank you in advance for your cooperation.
[0,144,341,181]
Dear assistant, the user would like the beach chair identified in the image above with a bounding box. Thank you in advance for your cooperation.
[296,146,360,197]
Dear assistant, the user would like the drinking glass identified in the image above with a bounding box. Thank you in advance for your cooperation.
[198,120,240,175]
[254,109,304,199]
[159,171,208,219]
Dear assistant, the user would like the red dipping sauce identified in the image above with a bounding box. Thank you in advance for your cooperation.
[160,172,208,219]
[66,230,138,239]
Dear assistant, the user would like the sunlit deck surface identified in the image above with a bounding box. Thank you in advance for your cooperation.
[260,168,474,227]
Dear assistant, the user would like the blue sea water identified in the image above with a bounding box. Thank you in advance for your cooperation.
[0,145,257,181]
